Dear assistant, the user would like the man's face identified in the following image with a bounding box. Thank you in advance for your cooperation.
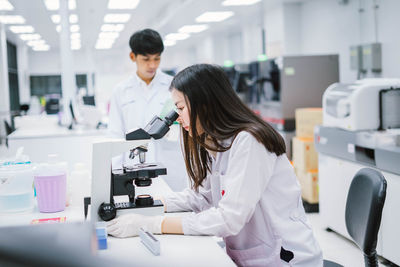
[131,52,161,81]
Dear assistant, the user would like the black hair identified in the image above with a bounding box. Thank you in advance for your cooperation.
[129,28,164,55]
[170,64,286,190]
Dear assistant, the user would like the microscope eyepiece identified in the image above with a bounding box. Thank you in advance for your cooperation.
[164,110,179,126]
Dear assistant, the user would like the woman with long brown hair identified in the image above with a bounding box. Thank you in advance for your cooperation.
[107,64,323,267]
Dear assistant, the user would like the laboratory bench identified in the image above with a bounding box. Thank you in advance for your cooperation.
[0,178,235,266]
[7,125,107,173]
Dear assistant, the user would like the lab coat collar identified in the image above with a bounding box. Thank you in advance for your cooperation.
[134,69,169,88]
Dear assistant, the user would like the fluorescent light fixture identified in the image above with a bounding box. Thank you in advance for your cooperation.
[70,24,80,32]
[51,14,78,24]
[69,14,78,23]
[195,11,234,22]
[99,32,119,39]
[163,40,176,47]
[27,40,46,47]
[32,45,50,51]
[0,0,14,10]
[32,44,50,51]
[222,0,260,6]
[44,0,76,10]
[51,15,60,23]
[70,32,80,40]
[19,34,41,41]
[71,43,81,50]
[9,25,35,34]
[108,0,139,9]
[95,39,114,49]
[165,33,190,41]
[101,24,124,32]
[68,0,76,10]
[104,14,131,23]
[178,24,209,34]
[55,24,79,33]
[71,39,81,46]
[0,15,26,24]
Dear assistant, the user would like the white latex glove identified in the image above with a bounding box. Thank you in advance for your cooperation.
[107,214,164,238]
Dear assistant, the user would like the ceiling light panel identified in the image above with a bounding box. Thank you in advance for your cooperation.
[101,24,124,32]
[70,32,80,39]
[104,14,131,23]
[99,32,119,39]
[0,0,14,10]
[108,0,139,9]
[195,11,234,22]
[222,0,260,6]
[51,14,78,24]
[32,44,50,51]
[9,25,35,34]
[19,33,41,41]
[0,15,26,24]
[163,40,176,47]
[44,0,76,10]
[178,24,209,34]
[95,39,114,50]
[165,33,190,41]
[70,24,80,32]
[27,40,46,47]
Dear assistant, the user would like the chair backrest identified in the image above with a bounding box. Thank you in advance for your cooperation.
[4,120,14,136]
[345,168,387,262]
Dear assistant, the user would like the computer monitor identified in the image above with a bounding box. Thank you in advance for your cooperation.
[83,96,96,106]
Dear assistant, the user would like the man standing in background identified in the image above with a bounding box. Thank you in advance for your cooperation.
[108,28,187,191]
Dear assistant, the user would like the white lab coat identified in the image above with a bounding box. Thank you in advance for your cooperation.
[164,131,323,267]
[108,70,188,191]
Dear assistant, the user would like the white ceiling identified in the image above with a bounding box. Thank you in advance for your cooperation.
[3,0,305,52]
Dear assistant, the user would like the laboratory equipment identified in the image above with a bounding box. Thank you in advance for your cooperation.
[249,55,339,131]
[139,227,160,256]
[0,161,34,213]
[322,78,400,131]
[87,110,178,222]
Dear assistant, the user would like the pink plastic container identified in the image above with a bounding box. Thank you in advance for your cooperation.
[34,173,66,213]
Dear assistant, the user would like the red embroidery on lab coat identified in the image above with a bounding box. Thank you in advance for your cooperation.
[221,190,225,196]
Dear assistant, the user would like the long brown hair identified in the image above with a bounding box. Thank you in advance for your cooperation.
[170,64,286,190]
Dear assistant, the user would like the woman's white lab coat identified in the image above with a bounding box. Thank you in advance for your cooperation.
[164,131,323,266]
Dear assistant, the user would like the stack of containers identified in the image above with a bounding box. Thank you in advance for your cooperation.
[292,108,322,205]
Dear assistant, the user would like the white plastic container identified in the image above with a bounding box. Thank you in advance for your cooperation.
[34,155,68,213]
[0,163,35,213]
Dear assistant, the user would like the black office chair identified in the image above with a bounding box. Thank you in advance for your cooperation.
[323,168,387,267]
[4,119,15,147]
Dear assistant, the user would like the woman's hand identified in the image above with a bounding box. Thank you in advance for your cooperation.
[107,214,164,238]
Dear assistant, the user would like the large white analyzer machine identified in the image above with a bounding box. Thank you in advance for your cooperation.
[322,78,400,131]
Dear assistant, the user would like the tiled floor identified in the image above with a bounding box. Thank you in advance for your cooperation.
[307,213,397,267]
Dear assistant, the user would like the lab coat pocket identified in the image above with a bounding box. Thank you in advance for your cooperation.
[226,238,284,267]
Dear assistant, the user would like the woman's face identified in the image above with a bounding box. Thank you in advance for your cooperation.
[171,88,191,133]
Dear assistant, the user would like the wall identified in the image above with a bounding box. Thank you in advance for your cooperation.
[300,0,400,82]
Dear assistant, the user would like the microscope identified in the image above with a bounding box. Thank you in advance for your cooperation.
[86,110,179,222]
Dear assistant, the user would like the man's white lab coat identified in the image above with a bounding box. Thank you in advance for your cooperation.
[164,131,323,266]
[108,70,188,191]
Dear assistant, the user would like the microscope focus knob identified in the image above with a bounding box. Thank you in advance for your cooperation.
[98,202,117,221]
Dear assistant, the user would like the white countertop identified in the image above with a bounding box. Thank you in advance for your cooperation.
[0,178,235,266]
